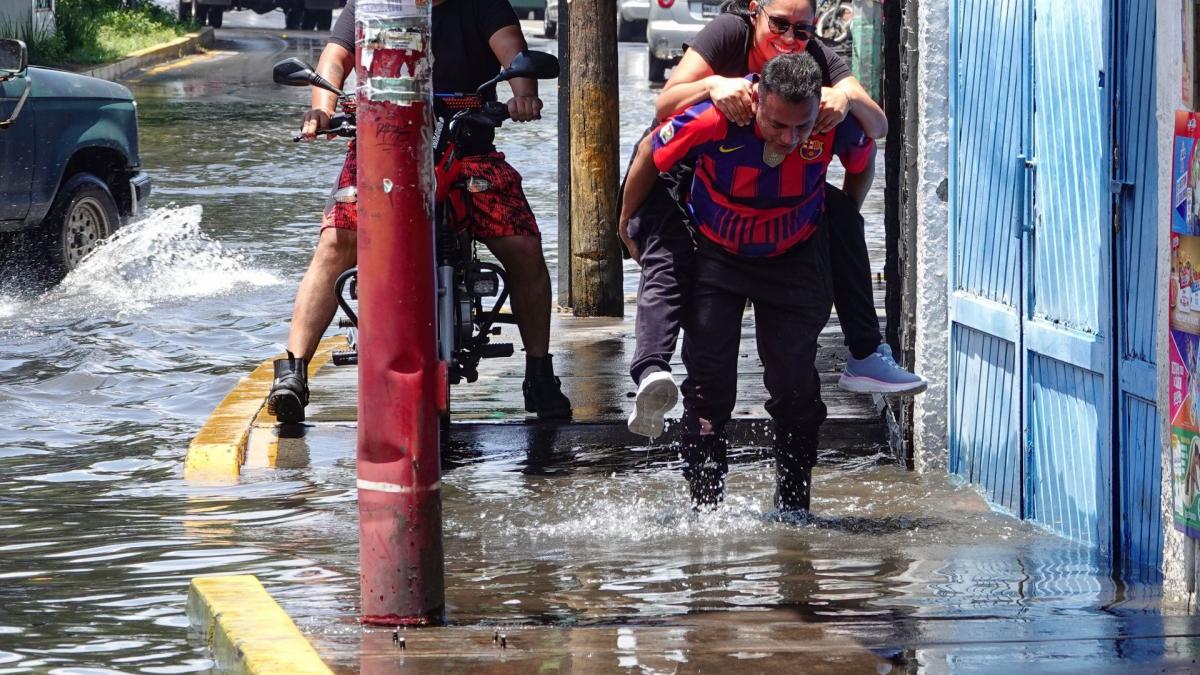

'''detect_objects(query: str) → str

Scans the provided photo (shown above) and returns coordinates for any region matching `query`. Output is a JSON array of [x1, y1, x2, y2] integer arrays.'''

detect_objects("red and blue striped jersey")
[[650, 100, 874, 258]]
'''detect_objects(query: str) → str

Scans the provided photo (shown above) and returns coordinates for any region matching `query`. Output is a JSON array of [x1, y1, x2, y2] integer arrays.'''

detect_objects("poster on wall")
[[1171, 111, 1200, 536]]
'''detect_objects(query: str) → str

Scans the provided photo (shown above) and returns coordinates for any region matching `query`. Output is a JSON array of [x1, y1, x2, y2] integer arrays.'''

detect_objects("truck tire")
[[312, 9, 333, 30], [301, 9, 318, 30], [194, 3, 209, 24], [285, 8, 303, 29], [178, 0, 193, 22], [43, 173, 120, 279], [207, 8, 224, 28], [648, 49, 668, 85]]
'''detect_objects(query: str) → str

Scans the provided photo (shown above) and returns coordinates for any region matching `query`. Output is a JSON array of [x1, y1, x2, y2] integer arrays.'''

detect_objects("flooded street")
[[0, 21, 1182, 674]]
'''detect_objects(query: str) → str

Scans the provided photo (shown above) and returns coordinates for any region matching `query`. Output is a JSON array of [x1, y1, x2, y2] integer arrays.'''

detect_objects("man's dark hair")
[[759, 52, 822, 103]]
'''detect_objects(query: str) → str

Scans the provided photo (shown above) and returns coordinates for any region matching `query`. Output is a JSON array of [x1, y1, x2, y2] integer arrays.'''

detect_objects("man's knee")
[[315, 228, 357, 268]]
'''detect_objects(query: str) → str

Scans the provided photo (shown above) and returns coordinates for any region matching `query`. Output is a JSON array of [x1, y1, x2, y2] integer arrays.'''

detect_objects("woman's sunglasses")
[[760, 13, 816, 41]]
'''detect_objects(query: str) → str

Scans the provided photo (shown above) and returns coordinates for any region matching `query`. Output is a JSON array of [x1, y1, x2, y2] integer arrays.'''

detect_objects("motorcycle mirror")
[[476, 50, 559, 95], [273, 57, 345, 97]]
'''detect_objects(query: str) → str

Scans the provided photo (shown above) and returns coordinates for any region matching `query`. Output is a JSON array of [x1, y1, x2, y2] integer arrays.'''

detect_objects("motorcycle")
[[272, 50, 560, 389]]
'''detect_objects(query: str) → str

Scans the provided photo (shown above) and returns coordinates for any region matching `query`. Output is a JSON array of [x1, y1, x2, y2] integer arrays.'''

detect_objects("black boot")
[[267, 351, 309, 424], [774, 426, 819, 513], [523, 354, 572, 420], [679, 434, 728, 510]]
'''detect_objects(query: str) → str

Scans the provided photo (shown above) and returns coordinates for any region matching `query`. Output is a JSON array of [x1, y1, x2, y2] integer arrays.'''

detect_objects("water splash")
[[40, 205, 282, 319]]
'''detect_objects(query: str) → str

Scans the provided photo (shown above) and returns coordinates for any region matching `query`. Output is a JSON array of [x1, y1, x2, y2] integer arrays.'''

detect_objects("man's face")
[[755, 90, 819, 156]]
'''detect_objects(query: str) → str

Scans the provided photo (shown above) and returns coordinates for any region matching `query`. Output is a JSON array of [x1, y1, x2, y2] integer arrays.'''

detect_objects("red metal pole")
[[354, 0, 445, 625]]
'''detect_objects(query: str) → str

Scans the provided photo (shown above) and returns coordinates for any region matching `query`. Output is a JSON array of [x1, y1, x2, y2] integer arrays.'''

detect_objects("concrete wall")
[[910, 0, 950, 473], [1159, 0, 1192, 609]]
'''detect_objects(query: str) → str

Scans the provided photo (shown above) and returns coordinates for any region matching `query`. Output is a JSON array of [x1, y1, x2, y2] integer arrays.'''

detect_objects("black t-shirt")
[[686, 12, 850, 86], [330, 0, 518, 98]]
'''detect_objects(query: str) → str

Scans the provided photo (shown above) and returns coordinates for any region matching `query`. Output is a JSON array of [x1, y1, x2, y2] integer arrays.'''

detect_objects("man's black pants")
[[679, 234, 833, 447], [629, 180, 880, 383]]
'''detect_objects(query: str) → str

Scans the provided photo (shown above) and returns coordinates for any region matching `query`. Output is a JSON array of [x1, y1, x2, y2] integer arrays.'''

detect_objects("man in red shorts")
[[268, 0, 571, 423]]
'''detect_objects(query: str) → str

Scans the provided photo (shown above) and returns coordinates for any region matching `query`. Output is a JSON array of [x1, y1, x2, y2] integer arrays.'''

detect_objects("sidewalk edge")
[[187, 575, 333, 675], [79, 27, 216, 82]]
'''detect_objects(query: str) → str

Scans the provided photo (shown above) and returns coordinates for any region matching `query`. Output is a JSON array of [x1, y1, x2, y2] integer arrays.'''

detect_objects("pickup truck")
[[0, 39, 151, 281], [178, 0, 345, 30]]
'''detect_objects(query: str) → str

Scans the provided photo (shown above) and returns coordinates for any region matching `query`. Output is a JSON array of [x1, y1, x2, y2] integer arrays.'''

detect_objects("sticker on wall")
[[1171, 111, 1200, 536]]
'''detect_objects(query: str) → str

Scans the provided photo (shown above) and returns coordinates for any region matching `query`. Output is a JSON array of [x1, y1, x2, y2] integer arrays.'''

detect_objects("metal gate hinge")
[[1110, 178, 1134, 194]]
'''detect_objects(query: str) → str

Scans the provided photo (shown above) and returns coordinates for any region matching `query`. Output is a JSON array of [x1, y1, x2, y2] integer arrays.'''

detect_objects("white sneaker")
[[627, 370, 679, 438]]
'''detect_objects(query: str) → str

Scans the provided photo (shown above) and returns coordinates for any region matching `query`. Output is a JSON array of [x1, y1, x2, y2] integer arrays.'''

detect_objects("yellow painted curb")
[[184, 336, 347, 481], [187, 575, 332, 675]]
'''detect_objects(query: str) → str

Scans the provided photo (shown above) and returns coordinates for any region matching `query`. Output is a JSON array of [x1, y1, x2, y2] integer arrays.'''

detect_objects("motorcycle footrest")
[[332, 350, 358, 366], [477, 343, 514, 359]]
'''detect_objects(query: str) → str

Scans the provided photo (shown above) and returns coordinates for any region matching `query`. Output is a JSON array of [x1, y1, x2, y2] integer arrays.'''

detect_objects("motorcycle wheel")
[[648, 48, 668, 85], [207, 8, 223, 28], [178, 0, 192, 22], [816, 1, 852, 44], [301, 9, 318, 30]]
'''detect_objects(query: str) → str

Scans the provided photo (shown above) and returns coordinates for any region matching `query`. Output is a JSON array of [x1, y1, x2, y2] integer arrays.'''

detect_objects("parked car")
[[176, 0, 344, 31], [0, 39, 151, 281], [646, 0, 718, 84], [543, 0, 649, 42]]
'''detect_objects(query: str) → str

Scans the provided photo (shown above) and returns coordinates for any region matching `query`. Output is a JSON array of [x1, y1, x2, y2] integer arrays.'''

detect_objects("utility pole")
[[567, 0, 623, 317], [556, 0, 572, 309], [354, 0, 445, 625]]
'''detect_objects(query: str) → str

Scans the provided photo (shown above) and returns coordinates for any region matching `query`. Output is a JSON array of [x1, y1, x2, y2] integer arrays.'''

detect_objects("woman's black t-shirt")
[[686, 12, 851, 86], [329, 0, 519, 97]]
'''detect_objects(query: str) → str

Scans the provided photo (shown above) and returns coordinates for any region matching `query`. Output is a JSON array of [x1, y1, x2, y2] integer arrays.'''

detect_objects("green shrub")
[[18, 0, 188, 68]]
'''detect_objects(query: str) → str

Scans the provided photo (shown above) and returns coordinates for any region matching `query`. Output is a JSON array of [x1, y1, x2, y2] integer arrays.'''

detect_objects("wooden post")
[[567, 0, 623, 317], [557, 0, 572, 309]]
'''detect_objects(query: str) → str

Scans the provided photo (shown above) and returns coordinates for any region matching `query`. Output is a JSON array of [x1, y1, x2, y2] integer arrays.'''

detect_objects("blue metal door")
[[950, 0, 1122, 553], [1114, 0, 1162, 580], [1023, 0, 1113, 550], [947, 0, 1028, 514]]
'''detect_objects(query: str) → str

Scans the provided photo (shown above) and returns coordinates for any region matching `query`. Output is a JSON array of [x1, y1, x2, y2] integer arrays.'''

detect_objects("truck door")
[[0, 74, 33, 222]]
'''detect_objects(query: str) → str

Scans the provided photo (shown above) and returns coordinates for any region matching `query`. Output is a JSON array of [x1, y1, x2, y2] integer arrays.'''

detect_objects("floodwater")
[[0, 19, 1177, 675]]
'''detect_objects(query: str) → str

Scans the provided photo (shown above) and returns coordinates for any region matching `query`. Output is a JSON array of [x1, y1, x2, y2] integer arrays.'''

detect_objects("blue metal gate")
[[1114, 0, 1162, 580], [949, 0, 1159, 564]]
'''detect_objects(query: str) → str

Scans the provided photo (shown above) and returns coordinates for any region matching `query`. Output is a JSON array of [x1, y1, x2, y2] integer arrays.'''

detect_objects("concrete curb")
[[78, 27, 216, 82], [184, 335, 346, 482], [187, 575, 333, 675]]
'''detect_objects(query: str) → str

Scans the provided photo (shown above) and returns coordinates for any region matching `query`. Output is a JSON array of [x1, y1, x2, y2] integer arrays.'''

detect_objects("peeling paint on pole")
[[355, 0, 445, 626]]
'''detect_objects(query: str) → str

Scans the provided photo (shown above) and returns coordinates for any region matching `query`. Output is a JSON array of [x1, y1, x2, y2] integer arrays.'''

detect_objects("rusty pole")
[[355, 0, 445, 625]]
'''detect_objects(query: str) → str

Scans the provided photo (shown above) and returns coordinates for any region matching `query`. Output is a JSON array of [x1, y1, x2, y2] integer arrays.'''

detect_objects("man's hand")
[[815, 87, 850, 134], [507, 94, 543, 122], [618, 216, 641, 264], [708, 76, 755, 127], [300, 108, 333, 140]]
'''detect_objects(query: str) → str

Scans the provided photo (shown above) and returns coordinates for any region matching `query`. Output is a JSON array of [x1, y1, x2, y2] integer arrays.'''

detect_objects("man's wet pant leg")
[[678, 237, 832, 508], [825, 184, 883, 360]]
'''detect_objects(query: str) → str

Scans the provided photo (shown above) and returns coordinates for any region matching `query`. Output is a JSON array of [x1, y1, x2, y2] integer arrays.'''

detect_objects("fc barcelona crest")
[[658, 124, 675, 144], [799, 138, 824, 161]]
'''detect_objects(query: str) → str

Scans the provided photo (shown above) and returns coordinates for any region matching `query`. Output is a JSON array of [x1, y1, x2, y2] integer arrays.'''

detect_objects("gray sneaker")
[[627, 370, 678, 438], [839, 344, 928, 395]]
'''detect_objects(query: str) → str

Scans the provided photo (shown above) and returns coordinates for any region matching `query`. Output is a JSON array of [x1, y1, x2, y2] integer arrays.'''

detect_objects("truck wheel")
[[178, 0, 193, 22], [301, 9, 318, 30], [207, 8, 223, 28], [313, 9, 332, 30], [43, 173, 120, 279], [285, 8, 303, 29]]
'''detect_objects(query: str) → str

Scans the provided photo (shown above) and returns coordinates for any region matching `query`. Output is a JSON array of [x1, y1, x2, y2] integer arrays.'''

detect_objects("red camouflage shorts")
[[321, 140, 540, 239]]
